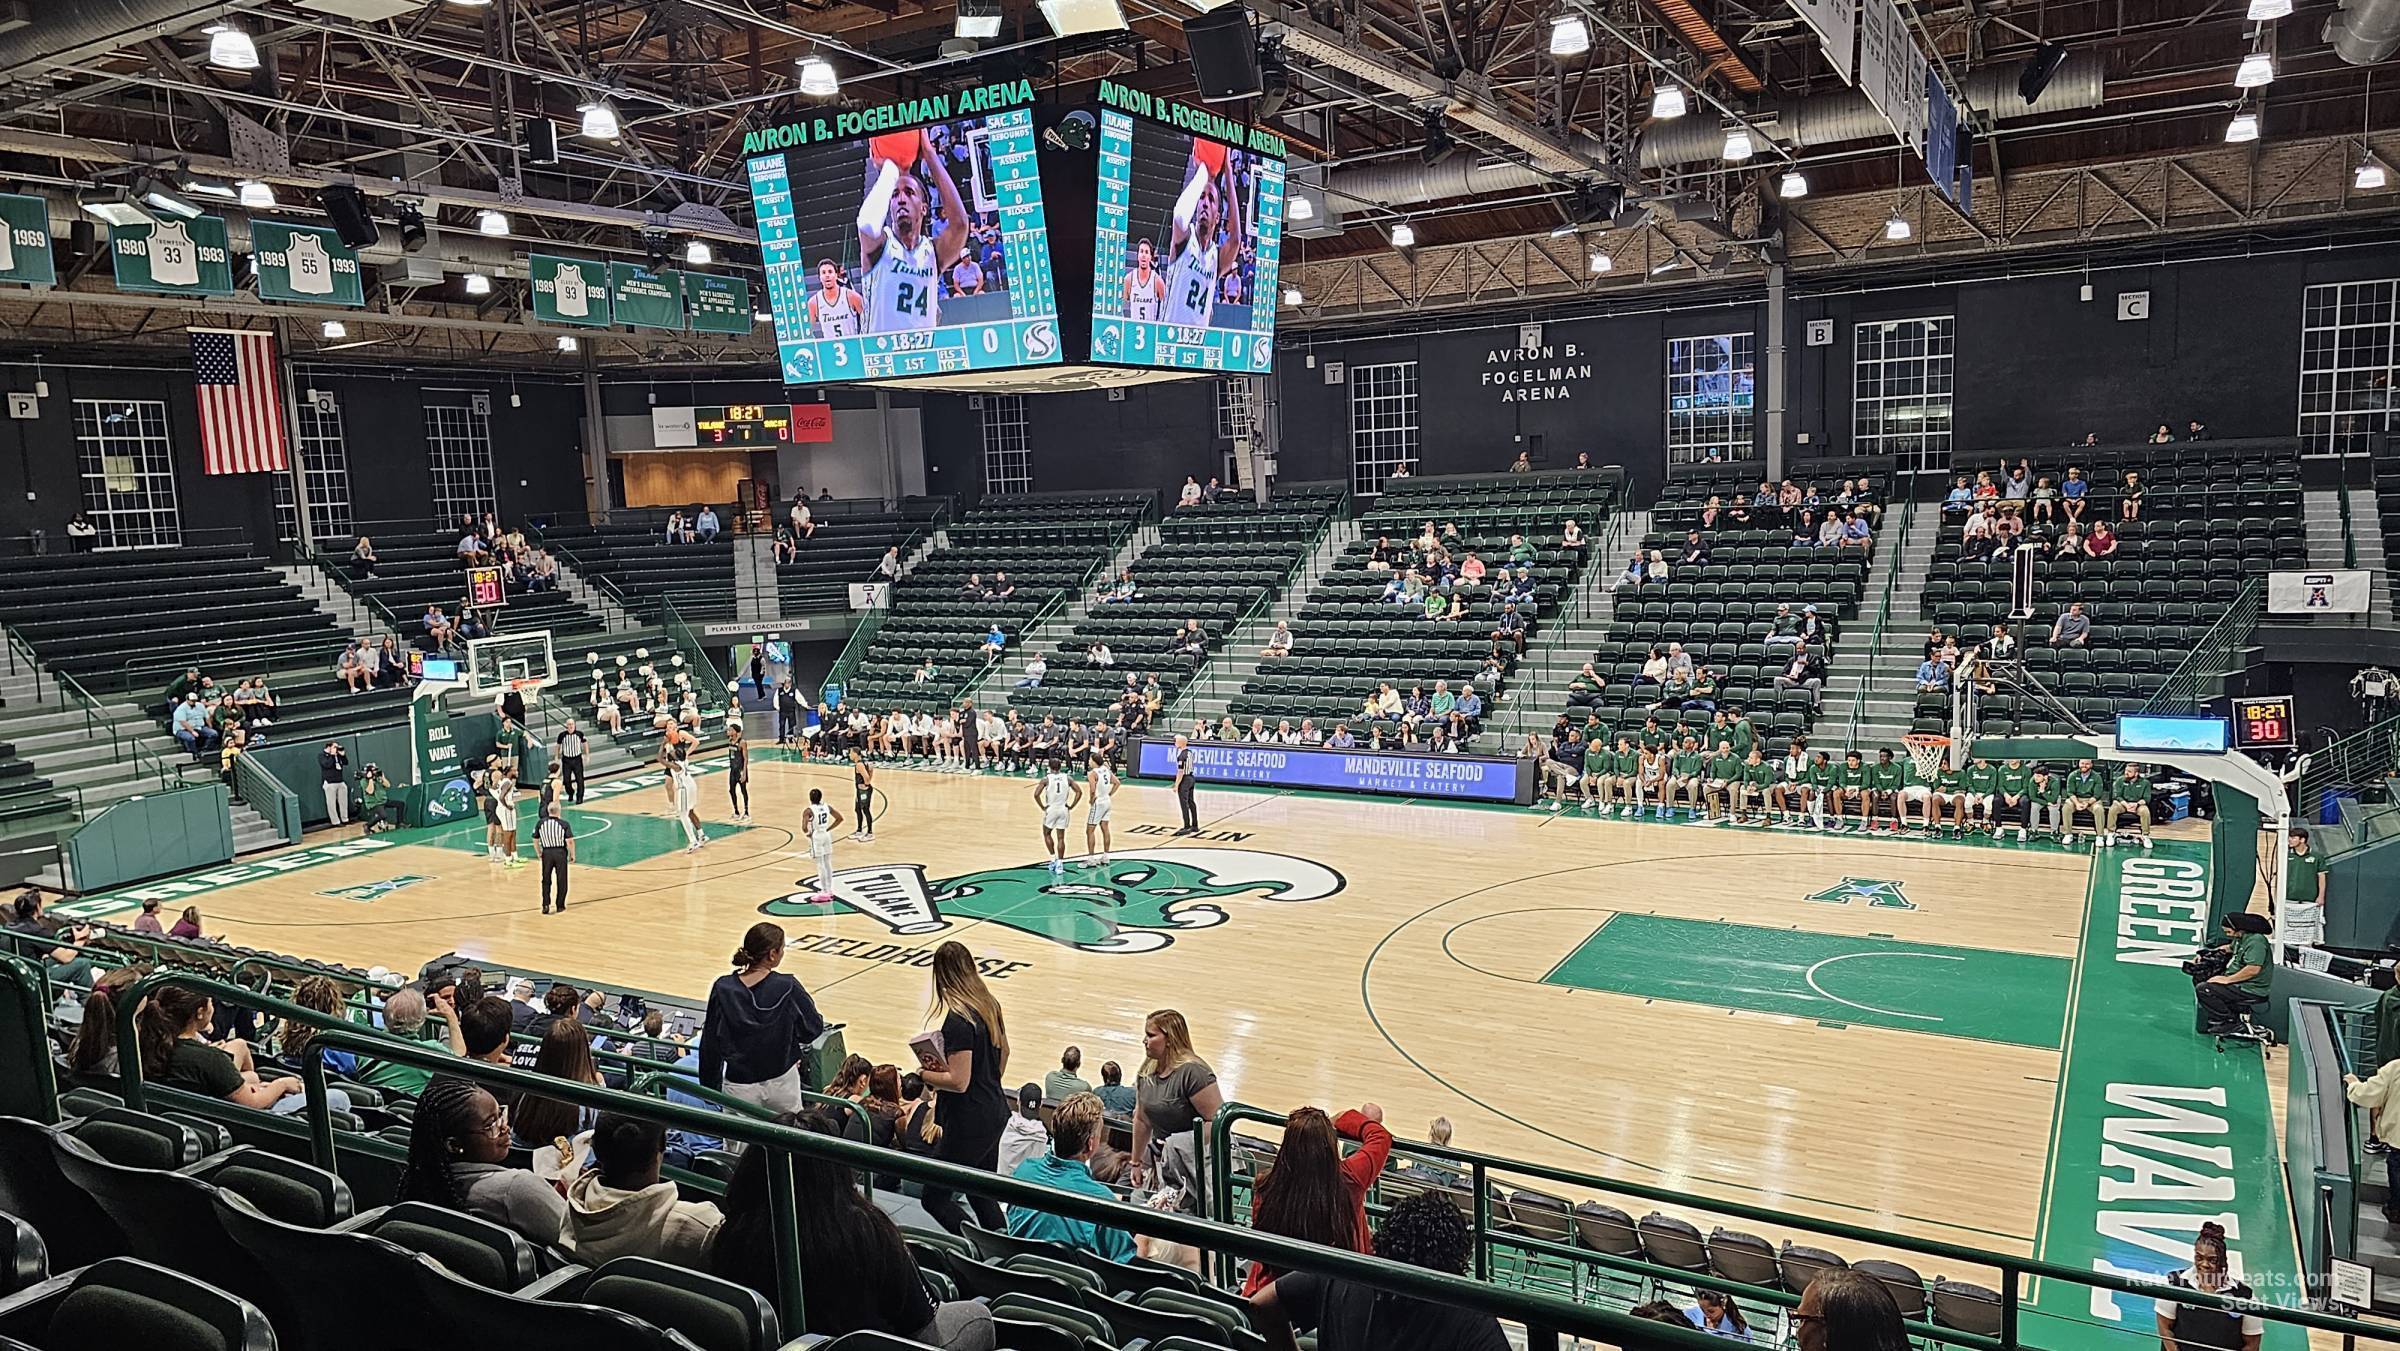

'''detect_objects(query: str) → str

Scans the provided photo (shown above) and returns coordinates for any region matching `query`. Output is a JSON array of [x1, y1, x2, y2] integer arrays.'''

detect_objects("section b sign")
[[2268, 569, 2371, 615]]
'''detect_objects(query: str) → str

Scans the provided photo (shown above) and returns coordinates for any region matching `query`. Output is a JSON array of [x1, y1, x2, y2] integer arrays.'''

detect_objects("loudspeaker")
[[319, 184, 380, 248], [526, 117, 559, 165], [2017, 43, 2069, 105], [1183, 5, 1261, 103]]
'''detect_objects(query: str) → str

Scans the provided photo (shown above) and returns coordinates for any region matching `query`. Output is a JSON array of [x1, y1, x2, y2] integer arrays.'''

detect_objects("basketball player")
[[857, 128, 969, 334], [1163, 143, 1244, 326], [1122, 238, 1167, 320], [1083, 754, 1115, 866], [725, 720, 751, 824], [848, 748, 876, 843], [803, 787, 846, 899], [493, 765, 523, 869], [1034, 757, 1082, 874], [805, 260, 865, 338], [665, 732, 705, 853]]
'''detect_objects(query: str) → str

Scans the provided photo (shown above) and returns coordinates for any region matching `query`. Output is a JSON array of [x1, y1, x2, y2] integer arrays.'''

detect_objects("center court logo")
[[757, 848, 1344, 954]]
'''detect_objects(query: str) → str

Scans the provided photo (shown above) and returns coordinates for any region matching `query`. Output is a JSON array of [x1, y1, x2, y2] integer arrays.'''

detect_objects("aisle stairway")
[[1165, 518, 1359, 731], [957, 522, 1161, 712], [1810, 513, 1936, 754], [2306, 487, 2397, 621], [1491, 511, 1646, 741]]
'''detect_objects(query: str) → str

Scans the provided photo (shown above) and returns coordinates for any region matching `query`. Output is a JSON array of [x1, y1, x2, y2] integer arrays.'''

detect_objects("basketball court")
[[50, 742, 2302, 1341]]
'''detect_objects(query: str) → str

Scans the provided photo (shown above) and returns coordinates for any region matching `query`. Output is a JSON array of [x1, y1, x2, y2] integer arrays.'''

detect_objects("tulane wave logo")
[[757, 849, 1345, 954]]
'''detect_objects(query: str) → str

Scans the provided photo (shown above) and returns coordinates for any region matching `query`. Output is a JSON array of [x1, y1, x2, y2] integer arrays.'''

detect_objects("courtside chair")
[[1570, 1199, 1649, 1302], [1776, 1241, 1848, 1297], [1703, 1228, 1779, 1290], [1853, 1258, 1929, 1323], [543, 1257, 783, 1351], [0, 1215, 42, 1300], [1930, 1277, 2004, 1336], [0, 1257, 273, 1351], [1635, 1212, 1711, 1274]]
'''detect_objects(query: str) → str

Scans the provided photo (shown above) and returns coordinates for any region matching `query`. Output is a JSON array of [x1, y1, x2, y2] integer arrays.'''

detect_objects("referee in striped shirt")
[[536, 802, 576, 914]]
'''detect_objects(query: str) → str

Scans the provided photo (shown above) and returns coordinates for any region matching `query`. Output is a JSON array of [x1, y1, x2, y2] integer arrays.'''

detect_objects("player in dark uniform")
[[725, 720, 751, 824], [849, 748, 877, 842]]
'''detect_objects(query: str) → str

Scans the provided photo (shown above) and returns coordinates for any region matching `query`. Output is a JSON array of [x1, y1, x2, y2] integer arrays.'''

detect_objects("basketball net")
[[1902, 734, 1950, 781]]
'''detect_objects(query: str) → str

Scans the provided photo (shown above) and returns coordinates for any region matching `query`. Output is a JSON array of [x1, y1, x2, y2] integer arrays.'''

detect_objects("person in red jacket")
[[1240, 1103, 1392, 1296]]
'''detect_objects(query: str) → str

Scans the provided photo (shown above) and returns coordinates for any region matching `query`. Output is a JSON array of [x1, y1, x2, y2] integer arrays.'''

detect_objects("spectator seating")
[[321, 531, 603, 644], [1574, 464, 1885, 753], [1004, 507, 1332, 726], [1913, 439, 2304, 735], [540, 503, 932, 623], [557, 627, 733, 756], [1648, 455, 1889, 535], [1167, 483, 1347, 520], [1228, 471, 1616, 736], [0, 746, 70, 830], [842, 494, 1152, 714], [0, 548, 341, 697]]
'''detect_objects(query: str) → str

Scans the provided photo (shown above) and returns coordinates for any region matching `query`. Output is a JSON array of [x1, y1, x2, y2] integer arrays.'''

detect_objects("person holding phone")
[[913, 941, 1010, 1233]]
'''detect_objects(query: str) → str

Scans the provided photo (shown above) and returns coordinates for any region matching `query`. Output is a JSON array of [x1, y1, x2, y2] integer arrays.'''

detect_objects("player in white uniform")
[[1163, 147, 1242, 326], [856, 128, 968, 335], [803, 787, 846, 899], [1033, 759, 1082, 874], [1083, 756, 1116, 867], [805, 260, 865, 338], [1122, 238, 1167, 320]]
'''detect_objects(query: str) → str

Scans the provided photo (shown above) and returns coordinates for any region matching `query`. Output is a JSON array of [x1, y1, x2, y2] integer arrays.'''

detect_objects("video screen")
[[749, 107, 1061, 383], [1090, 108, 1284, 373]]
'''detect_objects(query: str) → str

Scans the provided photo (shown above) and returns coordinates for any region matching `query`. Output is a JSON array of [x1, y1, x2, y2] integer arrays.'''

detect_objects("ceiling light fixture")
[[2246, 0, 2291, 18], [78, 187, 153, 229], [1778, 169, 1809, 199], [1288, 195, 1316, 221], [320, 320, 347, 339], [1390, 221, 1415, 248], [1549, 14, 1590, 56], [1884, 212, 1913, 241], [2234, 51, 2275, 89], [1035, 0, 1129, 36], [138, 179, 203, 221], [463, 272, 492, 295], [477, 209, 510, 237], [1721, 129, 1754, 162], [684, 239, 713, 266], [1651, 83, 1687, 120], [2357, 160, 2388, 190], [956, 0, 1002, 38], [2225, 111, 2260, 142], [236, 180, 274, 208], [206, 24, 259, 71], [796, 56, 840, 97], [1588, 251, 1612, 274], [577, 101, 620, 141], [1650, 255, 1685, 275], [1282, 285, 1303, 305], [557, 335, 580, 353]]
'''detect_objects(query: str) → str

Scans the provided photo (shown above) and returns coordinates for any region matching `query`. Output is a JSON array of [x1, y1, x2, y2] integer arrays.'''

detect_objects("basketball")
[[1190, 136, 1228, 176], [868, 130, 920, 170]]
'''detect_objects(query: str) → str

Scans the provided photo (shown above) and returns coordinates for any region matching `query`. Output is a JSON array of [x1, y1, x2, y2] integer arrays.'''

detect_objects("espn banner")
[[2267, 569, 2373, 615]]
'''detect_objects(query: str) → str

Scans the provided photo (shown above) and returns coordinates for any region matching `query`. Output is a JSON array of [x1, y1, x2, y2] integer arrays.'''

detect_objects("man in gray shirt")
[[1044, 1045, 1092, 1101], [555, 721, 588, 803]]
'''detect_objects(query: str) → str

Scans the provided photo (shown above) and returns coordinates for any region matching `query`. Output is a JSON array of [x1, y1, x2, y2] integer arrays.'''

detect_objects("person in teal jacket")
[[1005, 1092, 1136, 1262]]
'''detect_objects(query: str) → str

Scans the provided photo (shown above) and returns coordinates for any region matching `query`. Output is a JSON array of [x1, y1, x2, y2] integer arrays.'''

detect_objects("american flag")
[[190, 328, 289, 475]]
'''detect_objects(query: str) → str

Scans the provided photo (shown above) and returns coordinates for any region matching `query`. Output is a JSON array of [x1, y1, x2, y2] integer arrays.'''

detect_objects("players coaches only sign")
[[2268, 570, 2372, 614]]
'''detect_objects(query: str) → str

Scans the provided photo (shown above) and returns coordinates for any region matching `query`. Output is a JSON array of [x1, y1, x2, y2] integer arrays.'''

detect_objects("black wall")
[[0, 359, 594, 548], [916, 238, 2400, 505]]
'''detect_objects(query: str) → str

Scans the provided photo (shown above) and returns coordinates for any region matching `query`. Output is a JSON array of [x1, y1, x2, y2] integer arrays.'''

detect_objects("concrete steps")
[[1810, 515, 1938, 752], [552, 554, 641, 631], [278, 563, 387, 641], [1171, 518, 1360, 728], [963, 524, 1159, 711], [1491, 510, 1646, 738]]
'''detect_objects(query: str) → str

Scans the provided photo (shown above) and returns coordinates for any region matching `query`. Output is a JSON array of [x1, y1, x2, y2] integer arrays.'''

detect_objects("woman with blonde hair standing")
[[914, 940, 1010, 1233], [1131, 1008, 1222, 1211]]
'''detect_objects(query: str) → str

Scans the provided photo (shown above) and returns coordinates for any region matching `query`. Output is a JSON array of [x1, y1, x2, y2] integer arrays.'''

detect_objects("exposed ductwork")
[[2325, 0, 2400, 65], [0, 0, 257, 73], [1322, 156, 1550, 213], [1636, 51, 2107, 169]]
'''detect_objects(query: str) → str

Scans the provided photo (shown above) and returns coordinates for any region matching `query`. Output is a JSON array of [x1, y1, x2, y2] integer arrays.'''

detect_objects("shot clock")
[[465, 565, 508, 611], [2230, 696, 2296, 751]]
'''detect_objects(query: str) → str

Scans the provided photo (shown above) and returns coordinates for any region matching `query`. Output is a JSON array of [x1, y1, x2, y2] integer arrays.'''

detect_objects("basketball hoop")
[[1902, 733, 1951, 781]]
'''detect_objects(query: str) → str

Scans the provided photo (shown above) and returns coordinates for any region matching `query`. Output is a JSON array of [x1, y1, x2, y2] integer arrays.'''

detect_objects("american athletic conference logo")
[[757, 849, 1345, 954]]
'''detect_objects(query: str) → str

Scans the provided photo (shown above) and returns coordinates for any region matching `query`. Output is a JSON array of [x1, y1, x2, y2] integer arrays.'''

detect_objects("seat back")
[[0, 1118, 119, 1270], [1080, 1290, 1238, 1347], [986, 1291, 1110, 1343], [947, 1254, 1080, 1306], [1572, 1201, 1641, 1259], [1704, 1228, 1779, 1288], [1636, 1212, 1710, 1272], [48, 1135, 266, 1313], [410, 1250, 684, 1350], [213, 1190, 432, 1351], [576, 1258, 778, 1351], [0, 1212, 45, 1298], [1853, 1258, 1927, 1321], [8, 1257, 274, 1351], [1930, 1277, 2002, 1335], [363, 1202, 539, 1290], [1777, 1241, 1847, 1296], [1060, 1248, 1200, 1298]]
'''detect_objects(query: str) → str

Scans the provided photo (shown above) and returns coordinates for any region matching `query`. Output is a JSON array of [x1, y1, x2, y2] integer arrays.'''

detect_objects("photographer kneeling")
[[2189, 912, 2273, 1036]]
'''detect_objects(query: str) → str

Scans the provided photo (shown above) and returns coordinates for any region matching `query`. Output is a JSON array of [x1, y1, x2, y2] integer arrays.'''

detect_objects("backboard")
[[467, 630, 558, 696]]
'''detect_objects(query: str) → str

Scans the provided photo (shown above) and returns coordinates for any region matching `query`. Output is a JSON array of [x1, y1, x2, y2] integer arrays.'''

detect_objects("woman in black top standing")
[[914, 940, 1009, 1232], [850, 749, 876, 842], [726, 721, 751, 824], [699, 923, 826, 1114]]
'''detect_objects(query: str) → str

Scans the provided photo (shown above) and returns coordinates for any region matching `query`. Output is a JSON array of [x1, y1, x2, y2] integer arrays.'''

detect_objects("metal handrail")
[[1205, 1100, 2389, 1350], [2142, 576, 2265, 714], [1840, 491, 1918, 755], [1162, 493, 1350, 725], [102, 970, 1739, 1351], [3, 626, 181, 793], [229, 751, 302, 844], [2294, 712, 2400, 821]]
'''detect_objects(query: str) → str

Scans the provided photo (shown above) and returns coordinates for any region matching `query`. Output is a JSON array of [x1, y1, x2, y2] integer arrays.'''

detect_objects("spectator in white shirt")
[[1015, 655, 1048, 688], [1261, 622, 1293, 658], [1178, 476, 1203, 507], [1087, 642, 1113, 666]]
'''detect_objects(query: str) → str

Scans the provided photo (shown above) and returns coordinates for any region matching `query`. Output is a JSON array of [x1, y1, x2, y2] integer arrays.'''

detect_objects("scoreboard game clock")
[[465, 565, 508, 611], [695, 404, 793, 445], [2230, 695, 2296, 751]]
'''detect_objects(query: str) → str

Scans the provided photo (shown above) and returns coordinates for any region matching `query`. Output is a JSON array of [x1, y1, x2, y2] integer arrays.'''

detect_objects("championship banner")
[[684, 272, 754, 334], [252, 221, 364, 306], [0, 194, 58, 287], [608, 262, 685, 331], [1787, 0, 1857, 82], [1856, 0, 1929, 151], [528, 253, 613, 327], [113, 216, 235, 296], [2268, 570, 2373, 615]]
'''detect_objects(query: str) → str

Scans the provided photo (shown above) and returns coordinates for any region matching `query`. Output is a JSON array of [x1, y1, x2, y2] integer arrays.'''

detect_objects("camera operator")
[[356, 763, 400, 834], [2190, 912, 2273, 1036]]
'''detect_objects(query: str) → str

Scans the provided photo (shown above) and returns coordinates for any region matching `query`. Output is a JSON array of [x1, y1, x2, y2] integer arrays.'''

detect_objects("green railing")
[[2336, 471, 2360, 570], [2294, 711, 2400, 821], [94, 970, 1733, 1351], [2285, 1001, 2362, 1310], [2141, 576, 2265, 714], [1162, 492, 1352, 726], [2, 623, 182, 795], [659, 594, 723, 696], [1839, 490, 1919, 755], [1205, 1101, 2391, 1351], [1489, 482, 1636, 740], [229, 750, 302, 844]]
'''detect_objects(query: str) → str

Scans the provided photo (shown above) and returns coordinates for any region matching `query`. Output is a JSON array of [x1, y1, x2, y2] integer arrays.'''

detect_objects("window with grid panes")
[[2298, 280, 2396, 457], [273, 396, 355, 544], [1215, 378, 1254, 443], [981, 394, 1031, 495], [1852, 315, 1955, 475], [1349, 361, 1418, 495], [1664, 334, 1757, 464], [75, 399, 181, 549], [423, 399, 497, 522]]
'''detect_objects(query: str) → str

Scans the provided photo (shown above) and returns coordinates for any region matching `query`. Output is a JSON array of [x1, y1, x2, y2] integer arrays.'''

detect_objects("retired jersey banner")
[[252, 221, 364, 307], [608, 262, 685, 331], [0, 194, 57, 287], [113, 216, 235, 296], [685, 271, 753, 334], [529, 254, 612, 327], [2268, 569, 2373, 614]]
